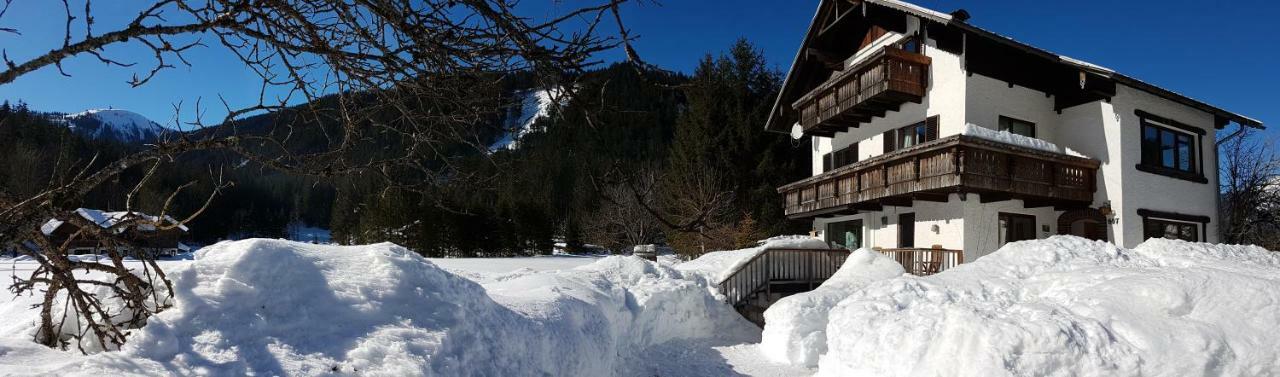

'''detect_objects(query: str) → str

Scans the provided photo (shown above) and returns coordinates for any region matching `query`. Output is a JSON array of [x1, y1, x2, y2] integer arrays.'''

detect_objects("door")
[[999, 213, 1037, 245], [898, 213, 915, 248], [826, 220, 863, 250]]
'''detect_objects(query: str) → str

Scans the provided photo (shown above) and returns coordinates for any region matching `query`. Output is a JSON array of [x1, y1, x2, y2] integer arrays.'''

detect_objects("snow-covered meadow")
[[1, 236, 1278, 376]]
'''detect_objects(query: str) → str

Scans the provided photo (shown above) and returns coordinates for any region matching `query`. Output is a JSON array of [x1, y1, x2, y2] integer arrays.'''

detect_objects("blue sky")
[[1, 0, 1275, 135]]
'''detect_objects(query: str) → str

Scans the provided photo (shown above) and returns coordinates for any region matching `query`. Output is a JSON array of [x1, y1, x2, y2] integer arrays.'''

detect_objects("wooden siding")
[[780, 135, 1101, 218]]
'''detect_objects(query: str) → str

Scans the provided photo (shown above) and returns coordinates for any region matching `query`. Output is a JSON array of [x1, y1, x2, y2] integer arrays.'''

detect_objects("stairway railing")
[[717, 248, 851, 307]]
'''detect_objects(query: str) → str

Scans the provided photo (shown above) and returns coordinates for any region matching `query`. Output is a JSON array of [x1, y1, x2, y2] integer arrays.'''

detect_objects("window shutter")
[[823, 153, 833, 172], [925, 116, 940, 142], [850, 143, 859, 164], [883, 130, 896, 153]]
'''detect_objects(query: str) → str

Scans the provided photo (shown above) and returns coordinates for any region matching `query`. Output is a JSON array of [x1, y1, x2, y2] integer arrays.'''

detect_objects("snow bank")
[[760, 249, 904, 367], [677, 236, 829, 283], [815, 236, 1280, 377], [35, 239, 753, 376]]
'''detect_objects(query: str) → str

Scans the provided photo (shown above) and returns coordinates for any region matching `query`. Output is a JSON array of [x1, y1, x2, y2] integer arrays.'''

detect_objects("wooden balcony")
[[792, 46, 930, 136], [779, 135, 1101, 218]]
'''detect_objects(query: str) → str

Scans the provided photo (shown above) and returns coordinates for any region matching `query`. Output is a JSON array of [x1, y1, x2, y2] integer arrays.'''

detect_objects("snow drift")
[[35, 239, 754, 376], [806, 236, 1280, 377], [759, 248, 904, 367]]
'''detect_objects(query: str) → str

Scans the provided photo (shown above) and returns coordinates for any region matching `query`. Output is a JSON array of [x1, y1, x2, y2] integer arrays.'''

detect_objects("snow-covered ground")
[[2, 236, 1278, 376], [0, 240, 779, 376]]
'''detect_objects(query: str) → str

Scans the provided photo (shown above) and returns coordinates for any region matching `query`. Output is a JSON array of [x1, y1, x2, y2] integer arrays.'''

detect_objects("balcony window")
[[822, 144, 858, 172], [999, 116, 1036, 138], [884, 116, 939, 153]]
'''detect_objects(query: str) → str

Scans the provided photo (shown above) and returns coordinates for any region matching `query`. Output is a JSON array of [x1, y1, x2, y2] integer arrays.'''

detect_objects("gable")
[[766, 0, 1261, 134]]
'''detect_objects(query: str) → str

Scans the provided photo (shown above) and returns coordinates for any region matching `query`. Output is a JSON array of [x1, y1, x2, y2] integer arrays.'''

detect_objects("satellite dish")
[[790, 122, 804, 140]]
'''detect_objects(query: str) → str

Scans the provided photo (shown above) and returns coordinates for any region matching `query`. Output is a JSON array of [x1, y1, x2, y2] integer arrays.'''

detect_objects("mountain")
[[62, 109, 168, 143], [488, 89, 565, 151]]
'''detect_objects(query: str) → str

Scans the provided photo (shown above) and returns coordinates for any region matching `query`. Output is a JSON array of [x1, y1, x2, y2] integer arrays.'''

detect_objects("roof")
[[869, 0, 1262, 128], [41, 208, 190, 236], [768, 0, 1262, 131]]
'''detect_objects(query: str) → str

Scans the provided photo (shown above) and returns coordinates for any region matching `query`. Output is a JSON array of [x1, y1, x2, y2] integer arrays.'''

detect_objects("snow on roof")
[[39, 219, 64, 236], [43, 208, 190, 235]]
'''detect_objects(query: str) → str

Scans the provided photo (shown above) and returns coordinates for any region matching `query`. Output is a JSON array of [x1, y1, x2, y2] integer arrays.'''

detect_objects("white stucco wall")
[[1107, 85, 1220, 246], [810, 16, 966, 176], [812, 197, 965, 251], [964, 74, 1061, 143], [960, 199, 1061, 262]]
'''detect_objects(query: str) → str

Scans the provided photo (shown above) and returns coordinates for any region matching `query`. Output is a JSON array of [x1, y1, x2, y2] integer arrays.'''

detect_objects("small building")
[[41, 208, 190, 257]]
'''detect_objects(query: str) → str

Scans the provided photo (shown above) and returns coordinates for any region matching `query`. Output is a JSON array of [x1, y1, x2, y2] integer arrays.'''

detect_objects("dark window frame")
[[884, 116, 939, 153], [822, 144, 859, 172], [893, 34, 923, 54], [1137, 209, 1209, 242], [998, 212, 1037, 245], [826, 219, 864, 250], [998, 115, 1036, 138], [1135, 110, 1207, 184]]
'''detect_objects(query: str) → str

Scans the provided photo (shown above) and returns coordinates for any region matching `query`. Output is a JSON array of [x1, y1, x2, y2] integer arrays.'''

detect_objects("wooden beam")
[[913, 193, 949, 202], [979, 193, 1011, 203], [1022, 199, 1055, 209], [880, 197, 913, 207]]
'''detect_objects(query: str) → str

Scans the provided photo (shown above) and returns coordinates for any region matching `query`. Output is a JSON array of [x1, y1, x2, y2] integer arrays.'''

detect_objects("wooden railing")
[[779, 135, 1101, 218], [717, 248, 851, 307], [876, 247, 963, 276], [792, 46, 930, 134]]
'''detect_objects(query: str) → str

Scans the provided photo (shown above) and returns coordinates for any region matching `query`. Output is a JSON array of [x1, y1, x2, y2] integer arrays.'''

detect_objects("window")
[[823, 144, 858, 172], [899, 122, 928, 149], [883, 116, 939, 153], [898, 213, 915, 248], [826, 220, 863, 250], [998, 116, 1035, 138], [1138, 209, 1208, 242], [1143, 218, 1198, 242], [998, 213, 1037, 245], [894, 35, 922, 53], [1136, 110, 1206, 183]]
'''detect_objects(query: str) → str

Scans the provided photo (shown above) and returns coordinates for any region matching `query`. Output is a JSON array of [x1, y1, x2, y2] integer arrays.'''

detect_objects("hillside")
[[61, 109, 168, 143]]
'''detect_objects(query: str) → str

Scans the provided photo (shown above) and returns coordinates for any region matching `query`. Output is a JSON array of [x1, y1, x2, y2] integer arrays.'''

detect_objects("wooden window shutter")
[[925, 116, 940, 142], [850, 143, 859, 164], [823, 153, 833, 172], [883, 130, 896, 153]]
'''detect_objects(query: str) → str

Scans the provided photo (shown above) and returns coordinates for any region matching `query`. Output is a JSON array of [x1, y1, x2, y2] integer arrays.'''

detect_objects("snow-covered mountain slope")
[[62, 109, 168, 143], [489, 89, 565, 151]]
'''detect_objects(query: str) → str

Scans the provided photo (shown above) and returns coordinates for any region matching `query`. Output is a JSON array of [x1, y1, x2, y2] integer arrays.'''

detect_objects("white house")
[[766, 0, 1263, 268]]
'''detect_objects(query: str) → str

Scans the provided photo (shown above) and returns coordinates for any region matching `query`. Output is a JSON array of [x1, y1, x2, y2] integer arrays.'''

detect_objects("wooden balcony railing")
[[792, 46, 930, 136], [717, 248, 851, 308], [875, 247, 963, 276], [779, 135, 1101, 218]]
